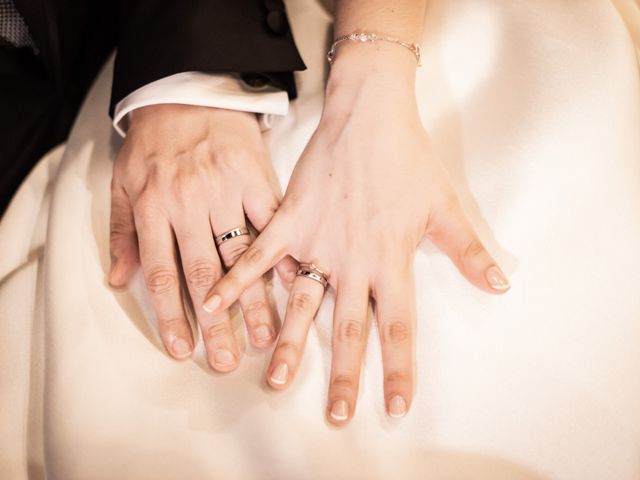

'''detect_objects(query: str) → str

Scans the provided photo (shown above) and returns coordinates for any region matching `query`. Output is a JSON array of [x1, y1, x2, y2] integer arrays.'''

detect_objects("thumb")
[[109, 181, 139, 287], [426, 196, 510, 294]]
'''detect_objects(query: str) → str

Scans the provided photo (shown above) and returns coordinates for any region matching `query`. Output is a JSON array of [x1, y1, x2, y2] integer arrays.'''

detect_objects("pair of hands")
[[109, 48, 510, 426]]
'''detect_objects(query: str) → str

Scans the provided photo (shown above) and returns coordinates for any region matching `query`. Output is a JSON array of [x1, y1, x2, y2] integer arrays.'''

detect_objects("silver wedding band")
[[215, 227, 250, 246], [296, 263, 329, 289]]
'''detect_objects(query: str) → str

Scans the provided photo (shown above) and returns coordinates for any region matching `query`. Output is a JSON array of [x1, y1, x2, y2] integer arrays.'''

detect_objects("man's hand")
[[108, 104, 295, 371]]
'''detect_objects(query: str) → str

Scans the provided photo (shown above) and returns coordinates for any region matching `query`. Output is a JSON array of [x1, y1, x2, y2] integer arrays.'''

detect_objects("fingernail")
[[213, 349, 236, 367], [270, 363, 289, 385], [108, 258, 120, 285], [330, 400, 349, 421], [170, 337, 192, 359], [486, 265, 510, 291], [388, 395, 407, 418], [109, 257, 118, 276], [203, 295, 221, 313], [253, 325, 274, 344]]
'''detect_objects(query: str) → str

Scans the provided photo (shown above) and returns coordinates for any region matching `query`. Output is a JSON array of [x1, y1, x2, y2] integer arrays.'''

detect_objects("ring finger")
[[326, 274, 369, 425], [267, 267, 327, 389], [211, 204, 277, 349], [373, 258, 416, 419]]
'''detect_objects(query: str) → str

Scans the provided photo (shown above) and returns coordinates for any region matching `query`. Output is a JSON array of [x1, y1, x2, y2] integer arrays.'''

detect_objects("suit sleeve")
[[109, 0, 306, 116]]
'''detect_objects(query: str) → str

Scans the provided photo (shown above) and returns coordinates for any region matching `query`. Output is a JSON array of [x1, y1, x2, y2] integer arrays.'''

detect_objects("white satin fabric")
[[1, 1, 640, 479]]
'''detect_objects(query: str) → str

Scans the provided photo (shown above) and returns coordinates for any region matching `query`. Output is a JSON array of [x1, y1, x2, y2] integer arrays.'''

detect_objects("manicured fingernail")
[[486, 265, 510, 291], [170, 337, 192, 359], [203, 295, 221, 313], [213, 349, 236, 367], [270, 363, 289, 385], [388, 395, 407, 418], [253, 325, 274, 344], [330, 400, 349, 421]]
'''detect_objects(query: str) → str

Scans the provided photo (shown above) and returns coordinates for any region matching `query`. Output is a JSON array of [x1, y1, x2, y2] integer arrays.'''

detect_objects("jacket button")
[[241, 73, 270, 89], [266, 10, 287, 34]]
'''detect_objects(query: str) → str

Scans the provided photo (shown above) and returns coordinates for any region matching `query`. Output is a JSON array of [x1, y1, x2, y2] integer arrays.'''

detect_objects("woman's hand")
[[203, 48, 510, 423], [108, 104, 296, 371]]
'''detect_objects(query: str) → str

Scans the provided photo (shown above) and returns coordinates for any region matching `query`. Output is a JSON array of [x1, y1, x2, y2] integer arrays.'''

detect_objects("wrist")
[[324, 46, 418, 118], [328, 40, 417, 80]]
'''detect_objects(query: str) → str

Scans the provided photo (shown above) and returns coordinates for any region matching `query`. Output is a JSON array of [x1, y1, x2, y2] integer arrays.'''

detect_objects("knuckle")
[[205, 321, 231, 340], [186, 261, 221, 292], [331, 374, 357, 390], [145, 266, 178, 294], [462, 238, 486, 263], [133, 190, 152, 212], [170, 175, 197, 205], [244, 300, 268, 321], [109, 217, 133, 237], [382, 320, 411, 344], [246, 300, 267, 312], [158, 316, 184, 331], [244, 246, 264, 266], [275, 341, 299, 359], [337, 320, 364, 343], [289, 292, 314, 313], [133, 178, 156, 203], [133, 188, 161, 218], [385, 371, 410, 385], [220, 239, 250, 267]]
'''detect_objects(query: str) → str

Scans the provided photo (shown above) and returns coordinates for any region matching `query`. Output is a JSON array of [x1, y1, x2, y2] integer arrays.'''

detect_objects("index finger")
[[203, 219, 287, 314]]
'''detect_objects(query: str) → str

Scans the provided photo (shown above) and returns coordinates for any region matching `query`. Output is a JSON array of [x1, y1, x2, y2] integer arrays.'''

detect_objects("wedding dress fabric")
[[1, 1, 640, 478]]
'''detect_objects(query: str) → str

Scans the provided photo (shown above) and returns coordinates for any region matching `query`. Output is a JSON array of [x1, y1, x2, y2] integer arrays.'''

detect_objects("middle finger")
[[326, 274, 369, 425], [212, 207, 277, 348]]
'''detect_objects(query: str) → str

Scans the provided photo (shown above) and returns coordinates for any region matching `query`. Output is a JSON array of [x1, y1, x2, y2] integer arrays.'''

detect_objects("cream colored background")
[[1, 0, 640, 478]]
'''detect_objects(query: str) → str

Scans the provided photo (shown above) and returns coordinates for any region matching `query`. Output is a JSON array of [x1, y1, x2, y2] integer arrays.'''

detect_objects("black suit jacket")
[[0, 0, 305, 215]]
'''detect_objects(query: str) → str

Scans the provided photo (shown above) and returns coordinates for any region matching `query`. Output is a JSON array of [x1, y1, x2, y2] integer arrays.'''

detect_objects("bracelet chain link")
[[327, 32, 421, 66]]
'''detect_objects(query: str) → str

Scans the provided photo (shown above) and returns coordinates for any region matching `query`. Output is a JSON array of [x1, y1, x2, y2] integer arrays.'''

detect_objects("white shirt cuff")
[[112, 72, 290, 136]]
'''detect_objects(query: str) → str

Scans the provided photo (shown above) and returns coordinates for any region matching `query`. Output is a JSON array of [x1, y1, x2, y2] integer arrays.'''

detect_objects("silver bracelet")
[[327, 32, 421, 66]]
